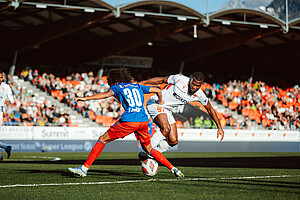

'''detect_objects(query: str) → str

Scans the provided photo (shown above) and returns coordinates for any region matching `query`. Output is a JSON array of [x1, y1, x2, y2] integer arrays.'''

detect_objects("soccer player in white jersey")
[[139, 72, 224, 155], [0, 71, 13, 159]]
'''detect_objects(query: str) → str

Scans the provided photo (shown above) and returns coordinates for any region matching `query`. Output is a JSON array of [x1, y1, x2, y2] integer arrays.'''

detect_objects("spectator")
[[182, 120, 190, 128], [194, 116, 203, 129], [189, 117, 194, 128], [203, 117, 212, 129]]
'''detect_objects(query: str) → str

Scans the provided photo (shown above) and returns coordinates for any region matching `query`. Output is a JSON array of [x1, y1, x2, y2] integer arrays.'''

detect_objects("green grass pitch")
[[0, 152, 299, 200]]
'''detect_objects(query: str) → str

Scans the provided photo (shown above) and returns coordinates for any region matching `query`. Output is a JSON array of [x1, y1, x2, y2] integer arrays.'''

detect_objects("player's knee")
[[160, 124, 171, 136], [168, 140, 178, 147], [99, 134, 111, 144], [142, 144, 151, 153]]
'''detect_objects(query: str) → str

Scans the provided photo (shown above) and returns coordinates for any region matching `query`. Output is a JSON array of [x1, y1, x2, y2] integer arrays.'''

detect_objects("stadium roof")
[[0, 0, 299, 84]]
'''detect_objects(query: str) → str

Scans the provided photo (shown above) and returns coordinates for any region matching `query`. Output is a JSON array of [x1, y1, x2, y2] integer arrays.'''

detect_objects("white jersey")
[[148, 74, 208, 110], [0, 82, 14, 112]]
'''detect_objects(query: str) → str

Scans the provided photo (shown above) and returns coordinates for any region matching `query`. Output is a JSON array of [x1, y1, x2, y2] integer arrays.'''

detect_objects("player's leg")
[[153, 112, 178, 153], [0, 114, 12, 159], [6, 145, 11, 159], [165, 122, 178, 144], [69, 121, 135, 177], [146, 104, 171, 149], [137, 123, 184, 178], [150, 113, 171, 149], [68, 132, 112, 177], [0, 142, 12, 159], [83, 132, 112, 169], [143, 145, 184, 178], [153, 113, 171, 137], [0, 142, 9, 150]]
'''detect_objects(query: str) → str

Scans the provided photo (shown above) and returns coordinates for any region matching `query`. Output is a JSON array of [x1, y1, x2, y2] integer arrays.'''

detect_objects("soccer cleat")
[[5, 146, 11, 159], [138, 151, 154, 161], [68, 166, 87, 177], [171, 167, 184, 178]]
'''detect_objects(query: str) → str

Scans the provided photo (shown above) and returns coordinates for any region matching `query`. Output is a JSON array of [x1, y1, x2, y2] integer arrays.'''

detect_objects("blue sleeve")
[[140, 85, 151, 94], [109, 85, 119, 97]]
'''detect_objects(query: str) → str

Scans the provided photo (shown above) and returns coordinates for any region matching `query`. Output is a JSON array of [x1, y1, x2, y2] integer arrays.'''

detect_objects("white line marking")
[[24, 156, 61, 161], [0, 175, 299, 188], [9, 156, 61, 162]]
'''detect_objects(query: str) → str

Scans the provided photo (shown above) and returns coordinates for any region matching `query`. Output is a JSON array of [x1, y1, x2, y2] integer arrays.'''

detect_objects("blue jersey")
[[110, 83, 151, 122]]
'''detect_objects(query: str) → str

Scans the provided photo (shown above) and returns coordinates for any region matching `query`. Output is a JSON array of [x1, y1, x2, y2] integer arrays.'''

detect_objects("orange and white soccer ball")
[[141, 159, 159, 176]]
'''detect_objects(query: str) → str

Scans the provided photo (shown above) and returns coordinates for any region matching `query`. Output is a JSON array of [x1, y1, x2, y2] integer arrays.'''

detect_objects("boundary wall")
[[0, 127, 299, 152]]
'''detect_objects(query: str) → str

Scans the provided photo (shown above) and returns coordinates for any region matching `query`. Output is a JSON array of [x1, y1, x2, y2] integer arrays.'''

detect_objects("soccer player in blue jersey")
[[68, 68, 184, 178]]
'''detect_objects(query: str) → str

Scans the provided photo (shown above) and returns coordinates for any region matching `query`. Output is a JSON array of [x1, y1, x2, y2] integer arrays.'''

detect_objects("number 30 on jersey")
[[124, 88, 142, 107]]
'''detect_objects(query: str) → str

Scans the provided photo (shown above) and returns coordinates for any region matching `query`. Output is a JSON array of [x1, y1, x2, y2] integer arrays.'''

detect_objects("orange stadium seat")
[[68, 124, 79, 127], [176, 120, 182, 129], [95, 115, 103, 124], [220, 118, 227, 127], [88, 110, 96, 121]]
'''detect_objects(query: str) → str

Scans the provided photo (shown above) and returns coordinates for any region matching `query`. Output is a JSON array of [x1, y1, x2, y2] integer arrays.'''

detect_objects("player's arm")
[[204, 100, 225, 142], [149, 87, 165, 105], [139, 76, 169, 85], [75, 90, 114, 102], [5, 86, 14, 105]]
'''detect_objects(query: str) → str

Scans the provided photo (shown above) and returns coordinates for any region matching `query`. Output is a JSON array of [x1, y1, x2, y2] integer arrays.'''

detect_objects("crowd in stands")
[[3, 77, 72, 126], [202, 80, 300, 130], [181, 116, 218, 129], [19, 69, 121, 127], [2, 68, 299, 130]]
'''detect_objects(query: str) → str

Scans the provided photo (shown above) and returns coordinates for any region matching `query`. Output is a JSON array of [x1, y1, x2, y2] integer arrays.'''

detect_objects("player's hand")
[[217, 128, 224, 142], [74, 97, 86, 102], [138, 81, 145, 85], [157, 99, 165, 105]]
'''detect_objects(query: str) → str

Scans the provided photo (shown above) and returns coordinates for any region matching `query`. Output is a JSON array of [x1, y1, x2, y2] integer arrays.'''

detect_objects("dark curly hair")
[[193, 71, 205, 81], [107, 67, 134, 86]]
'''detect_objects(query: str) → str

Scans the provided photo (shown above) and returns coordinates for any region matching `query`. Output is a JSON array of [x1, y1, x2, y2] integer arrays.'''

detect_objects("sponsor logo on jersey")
[[173, 92, 188, 104], [119, 83, 138, 88]]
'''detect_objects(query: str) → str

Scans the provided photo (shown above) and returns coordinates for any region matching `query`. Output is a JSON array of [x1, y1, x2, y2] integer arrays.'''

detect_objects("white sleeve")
[[6, 85, 14, 104], [167, 74, 181, 84]]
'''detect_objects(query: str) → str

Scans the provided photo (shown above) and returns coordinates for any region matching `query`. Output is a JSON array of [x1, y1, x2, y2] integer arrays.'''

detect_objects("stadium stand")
[[2, 68, 298, 130], [208, 80, 300, 130], [3, 73, 93, 127], [0, 0, 299, 131], [19, 69, 120, 127]]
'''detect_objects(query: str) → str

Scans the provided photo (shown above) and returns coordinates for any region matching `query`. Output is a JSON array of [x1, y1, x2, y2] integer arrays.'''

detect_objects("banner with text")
[[0, 126, 299, 142]]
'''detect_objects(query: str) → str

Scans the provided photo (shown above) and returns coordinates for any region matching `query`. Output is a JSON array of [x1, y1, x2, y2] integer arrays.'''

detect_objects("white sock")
[[150, 130, 165, 149], [0, 142, 7, 149], [154, 139, 171, 153], [82, 165, 89, 172]]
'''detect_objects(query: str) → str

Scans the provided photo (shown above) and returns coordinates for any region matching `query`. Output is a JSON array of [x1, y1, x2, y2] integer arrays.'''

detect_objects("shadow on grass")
[[174, 179, 300, 195], [5, 156, 300, 169], [19, 169, 142, 178]]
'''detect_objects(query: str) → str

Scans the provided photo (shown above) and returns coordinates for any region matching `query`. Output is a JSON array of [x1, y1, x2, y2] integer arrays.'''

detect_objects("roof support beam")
[[0, 12, 113, 56], [0, 3, 10, 12], [166, 28, 280, 63], [69, 20, 199, 63]]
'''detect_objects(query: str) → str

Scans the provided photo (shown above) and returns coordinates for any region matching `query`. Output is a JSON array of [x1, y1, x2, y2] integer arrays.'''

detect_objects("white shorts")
[[146, 100, 176, 124]]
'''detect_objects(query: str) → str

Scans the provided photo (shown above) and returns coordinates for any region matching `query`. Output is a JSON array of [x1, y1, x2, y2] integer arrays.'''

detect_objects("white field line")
[[23, 156, 61, 161], [0, 175, 299, 188], [8, 156, 61, 161]]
